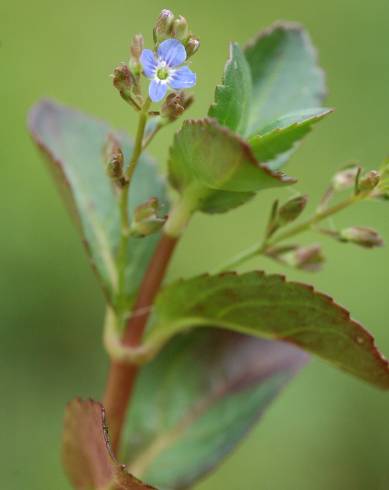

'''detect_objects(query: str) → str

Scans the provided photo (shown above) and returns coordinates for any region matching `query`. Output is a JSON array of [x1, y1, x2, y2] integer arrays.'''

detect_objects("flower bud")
[[104, 134, 127, 189], [277, 195, 308, 226], [283, 244, 325, 272], [153, 9, 174, 43], [332, 165, 360, 191], [112, 63, 133, 92], [161, 92, 194, 121], [172, 15, 189, 41], [358, 170, 380, 192], [130, 34, 144, 61], [339, 227, 384, 248], [185, 36, 200, 57], [112, 64, 140, 110], [130, 198, 166, 238]]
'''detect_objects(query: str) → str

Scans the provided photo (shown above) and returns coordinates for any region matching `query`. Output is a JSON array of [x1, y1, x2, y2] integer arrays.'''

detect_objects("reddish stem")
[[103, 233, 178, 454]]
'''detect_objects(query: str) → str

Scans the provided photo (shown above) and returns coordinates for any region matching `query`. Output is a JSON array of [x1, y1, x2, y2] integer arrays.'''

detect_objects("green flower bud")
[[277, 195, 308, 226], [130, 198, 166, 238], [185, 36, 200, 57], [358, 170, 380, 192], [153, 9, 174, 43], [172, 15, 189, 41], [339, 227, 384, 248]]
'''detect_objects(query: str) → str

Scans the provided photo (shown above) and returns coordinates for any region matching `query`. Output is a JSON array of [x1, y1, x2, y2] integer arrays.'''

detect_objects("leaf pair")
[[167, 23, 332, 216]]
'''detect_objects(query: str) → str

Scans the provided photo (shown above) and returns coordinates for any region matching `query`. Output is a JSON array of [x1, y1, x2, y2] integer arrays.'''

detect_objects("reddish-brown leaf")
[[62, 398, 156, 490]]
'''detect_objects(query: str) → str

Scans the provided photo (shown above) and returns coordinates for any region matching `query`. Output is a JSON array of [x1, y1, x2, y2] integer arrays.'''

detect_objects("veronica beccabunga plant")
[[28, 9, 389, 490]]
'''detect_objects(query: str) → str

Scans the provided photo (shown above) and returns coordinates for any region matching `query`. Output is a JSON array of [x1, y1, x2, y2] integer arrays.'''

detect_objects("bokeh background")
[[1, 0, 389, 488]]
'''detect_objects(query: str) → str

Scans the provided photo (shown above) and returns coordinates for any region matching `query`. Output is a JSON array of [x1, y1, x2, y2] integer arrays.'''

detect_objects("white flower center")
[[154, 59, 174, 83]]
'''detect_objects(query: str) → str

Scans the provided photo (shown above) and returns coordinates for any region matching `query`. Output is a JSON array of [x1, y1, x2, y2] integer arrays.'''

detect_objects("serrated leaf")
[[28, 100, 168, 307], [124, 330, 307, 489], [62, 398, 156, 490], [244, 22, 326, 136], [168, 119, 295, 214], [145, 272, 389, 389], [208, 43, 252, 135], [249, 108, 333, 170]]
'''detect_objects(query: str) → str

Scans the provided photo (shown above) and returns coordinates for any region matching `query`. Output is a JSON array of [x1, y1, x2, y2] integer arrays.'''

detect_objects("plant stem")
[[126, 98, 152, 182], [116, 98, 152, 313], [104, 106, 194, 453], [104, 232, 179, 455], [218, 192, 369, 272]]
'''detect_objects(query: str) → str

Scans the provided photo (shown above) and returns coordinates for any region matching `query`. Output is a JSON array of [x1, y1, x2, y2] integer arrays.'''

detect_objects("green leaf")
[[168, 119, 295, 214], [28, 99, 168, 306], [244, 22, 326, 136], [62, 398, 156, 490], [249, 108, 333, 170], [208, 43, 252, 135], [145, 272, 389, 389], [124, 330, 307, 489]]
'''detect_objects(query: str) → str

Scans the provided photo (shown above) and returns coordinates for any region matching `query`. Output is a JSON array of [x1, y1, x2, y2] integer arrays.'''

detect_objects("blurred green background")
[[1, 0, 389, 488]]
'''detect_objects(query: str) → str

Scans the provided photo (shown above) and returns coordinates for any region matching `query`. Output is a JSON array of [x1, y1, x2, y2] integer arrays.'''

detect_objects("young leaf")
[[208, 42, 252, 135], [124, 330, 307, 489], [244, 22, 326, 136], [249, 108, 333, 170], [28, 100, 168, 307], [62, 398, 156, 490], [168, 119, 295, 214], [145, 272, 389, 389]]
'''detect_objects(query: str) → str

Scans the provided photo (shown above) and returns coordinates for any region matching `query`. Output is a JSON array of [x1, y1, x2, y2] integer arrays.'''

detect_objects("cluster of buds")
[[256, 157, 389, 273], [317, 164, 384, 212], [129, 198, 166, 238], [113, 8, 199, 122], [328, 162, 386, 200], [112, 32, 147, 109], [103, 134, 128, 189], [153, 9, 200, 57]]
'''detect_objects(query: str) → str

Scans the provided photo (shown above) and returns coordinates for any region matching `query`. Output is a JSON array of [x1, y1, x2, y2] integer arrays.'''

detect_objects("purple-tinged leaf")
[[62, 398, 156, 490], [28, 99, 168, 308], [123, 330, 307, 489]]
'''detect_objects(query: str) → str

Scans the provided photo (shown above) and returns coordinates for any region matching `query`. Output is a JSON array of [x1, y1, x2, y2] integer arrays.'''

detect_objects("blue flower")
[[140, 39, 196, 102]]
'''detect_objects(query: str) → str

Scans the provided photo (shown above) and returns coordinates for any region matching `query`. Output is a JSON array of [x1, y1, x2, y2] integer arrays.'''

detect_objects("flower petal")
[[140, 49, 157, 78], [169, 66, 197, 89], [149, 80, 168, 102], [158, 39, 187, 67]]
